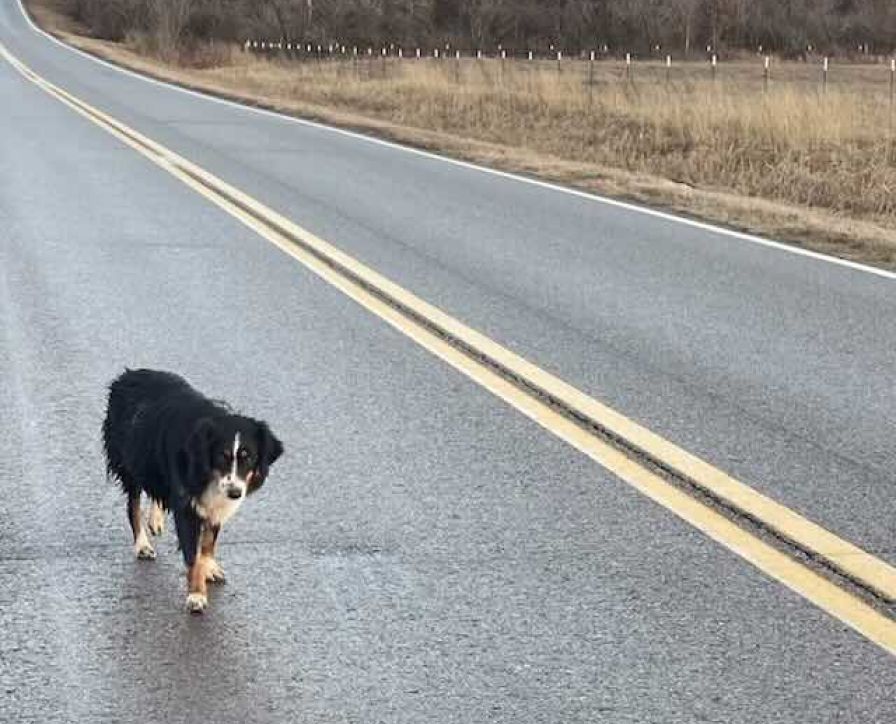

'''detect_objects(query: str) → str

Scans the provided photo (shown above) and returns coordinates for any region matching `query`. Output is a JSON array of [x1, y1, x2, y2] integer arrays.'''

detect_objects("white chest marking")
[[197, 492, 244, 526], [196, 433, 246, 526]]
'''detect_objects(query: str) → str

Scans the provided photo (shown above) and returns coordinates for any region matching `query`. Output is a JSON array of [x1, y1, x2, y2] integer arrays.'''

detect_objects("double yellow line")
[[5, 40, 895, 654]]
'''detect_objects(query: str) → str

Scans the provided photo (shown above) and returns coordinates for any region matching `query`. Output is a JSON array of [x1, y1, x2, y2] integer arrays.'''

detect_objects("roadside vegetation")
[[24, 0, 896, 267], [43, 0, 896, 59]]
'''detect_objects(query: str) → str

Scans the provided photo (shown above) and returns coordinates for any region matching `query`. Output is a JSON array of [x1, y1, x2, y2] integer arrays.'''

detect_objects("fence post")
[[589, 50, 595, 108], [890, 58, 895, 109], [822, 56, 828, 95], [889, 58, 895, 161], [711, 53, 717, 82], [665, 54, 671, 85], [625, 52, 631, 82], [557, 50, 562, 75], [763, 55, 770, 92], [455, 49, 460, 83]]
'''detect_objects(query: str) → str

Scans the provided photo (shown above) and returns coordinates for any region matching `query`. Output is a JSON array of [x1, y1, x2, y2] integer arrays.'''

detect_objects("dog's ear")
[[181, 418, 215, 492], [248, 420, 283, 494]]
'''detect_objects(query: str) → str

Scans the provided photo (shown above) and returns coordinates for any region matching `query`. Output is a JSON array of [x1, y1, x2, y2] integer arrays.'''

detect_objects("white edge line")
[[14, 0, 896, 282]]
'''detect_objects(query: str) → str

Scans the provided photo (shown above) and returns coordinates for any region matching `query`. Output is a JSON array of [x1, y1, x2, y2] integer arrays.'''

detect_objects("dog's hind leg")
[[128, 491, 156, 561], [147, 500, 166, 537]]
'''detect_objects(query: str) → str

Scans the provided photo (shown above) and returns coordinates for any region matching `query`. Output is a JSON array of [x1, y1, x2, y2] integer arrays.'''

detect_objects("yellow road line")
[[5, 41, 896, 654]]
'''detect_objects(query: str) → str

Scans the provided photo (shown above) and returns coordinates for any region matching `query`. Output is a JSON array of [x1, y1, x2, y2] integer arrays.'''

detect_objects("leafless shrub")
[[47, 1, 896, 57]]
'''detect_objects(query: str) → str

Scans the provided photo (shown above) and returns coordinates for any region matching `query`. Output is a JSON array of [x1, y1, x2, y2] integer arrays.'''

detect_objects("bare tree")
[[55, 0, 896, 58]]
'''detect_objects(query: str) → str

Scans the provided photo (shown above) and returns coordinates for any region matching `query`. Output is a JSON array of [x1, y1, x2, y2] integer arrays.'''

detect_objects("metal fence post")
[[589, 50, 595, 108], [890, 58, 895, 109], [889, 58, 895, 161]]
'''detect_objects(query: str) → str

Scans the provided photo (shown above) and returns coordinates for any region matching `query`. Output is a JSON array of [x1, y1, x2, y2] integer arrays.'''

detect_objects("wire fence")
[[243, 39, 896, 159], [244, 39, 896, 96]]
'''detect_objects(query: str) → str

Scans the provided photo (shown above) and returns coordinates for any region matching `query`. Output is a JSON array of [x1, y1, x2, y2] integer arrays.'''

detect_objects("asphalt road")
[[1, 2, 895, 722]]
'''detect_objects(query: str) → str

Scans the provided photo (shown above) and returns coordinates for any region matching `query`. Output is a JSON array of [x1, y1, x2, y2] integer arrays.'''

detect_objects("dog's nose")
[[225, 486, 243, 500]]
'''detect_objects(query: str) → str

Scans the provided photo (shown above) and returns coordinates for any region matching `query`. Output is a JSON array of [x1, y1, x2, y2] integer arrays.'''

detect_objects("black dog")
[[102, 369, 283, 613]]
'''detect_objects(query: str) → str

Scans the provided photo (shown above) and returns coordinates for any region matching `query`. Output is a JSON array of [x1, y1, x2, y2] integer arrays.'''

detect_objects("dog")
[[102, 368, 283, 613]]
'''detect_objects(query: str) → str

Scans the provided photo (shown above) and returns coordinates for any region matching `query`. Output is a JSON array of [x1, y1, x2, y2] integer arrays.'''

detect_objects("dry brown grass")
[[246, 57, 896, 220], [24, 0, 896, 268]]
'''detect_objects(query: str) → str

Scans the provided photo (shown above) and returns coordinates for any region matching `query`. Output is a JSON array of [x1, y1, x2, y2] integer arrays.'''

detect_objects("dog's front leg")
[[173, 506, 207, 613], [199, 523, 225, 584]]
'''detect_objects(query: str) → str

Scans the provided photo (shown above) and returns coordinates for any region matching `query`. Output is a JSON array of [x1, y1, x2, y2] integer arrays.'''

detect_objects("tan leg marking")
[[147, 501, 166, 536], [199, 525, 225, 584], [130, 495, 155, 560], [201, 557, 226, 584], [185, 556, 208, 614]]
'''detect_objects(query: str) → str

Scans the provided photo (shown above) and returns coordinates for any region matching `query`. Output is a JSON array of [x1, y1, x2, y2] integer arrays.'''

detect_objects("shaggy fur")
[[102, 368, 283, 613]]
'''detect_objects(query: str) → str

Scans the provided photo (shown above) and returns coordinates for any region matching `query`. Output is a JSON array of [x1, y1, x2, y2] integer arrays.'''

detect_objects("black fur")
[[102, 368, 283, 569]]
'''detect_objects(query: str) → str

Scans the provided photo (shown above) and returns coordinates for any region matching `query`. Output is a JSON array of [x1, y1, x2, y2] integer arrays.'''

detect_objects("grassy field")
[[238, 52, 896, 218], [24, 0, 896, 267]]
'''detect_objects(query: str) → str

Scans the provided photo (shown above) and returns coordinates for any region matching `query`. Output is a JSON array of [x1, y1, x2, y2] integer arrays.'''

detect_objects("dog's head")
[[184, 415, 284, 512]]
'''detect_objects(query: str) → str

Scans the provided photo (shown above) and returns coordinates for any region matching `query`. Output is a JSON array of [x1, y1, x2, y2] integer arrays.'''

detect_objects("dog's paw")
[[185, 593, 208, 614], [134, 543, 156, 560], [203, 559, 226, 585], [147, 506, 166, 536]]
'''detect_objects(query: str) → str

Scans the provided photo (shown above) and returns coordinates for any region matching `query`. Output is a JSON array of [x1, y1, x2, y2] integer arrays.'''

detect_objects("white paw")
[[135, 543, 156, 560], [185, 593, 208, 614], [204, 559, 226, 584]]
